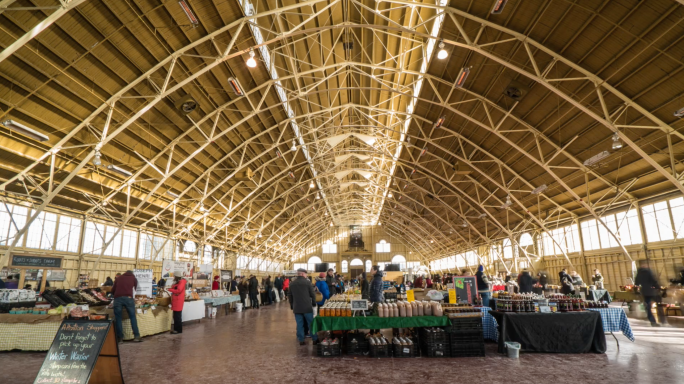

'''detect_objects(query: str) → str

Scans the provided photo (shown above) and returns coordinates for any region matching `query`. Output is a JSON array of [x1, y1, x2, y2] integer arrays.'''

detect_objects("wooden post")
[[18, 269, 26, 290], [40, 269, 48, 293]]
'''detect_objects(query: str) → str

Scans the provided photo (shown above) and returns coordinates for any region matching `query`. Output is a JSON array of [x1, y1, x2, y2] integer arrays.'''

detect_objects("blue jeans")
[[113, 297, 140, 340], [480, 291, 491, 308], [295, 313, 317, 342]]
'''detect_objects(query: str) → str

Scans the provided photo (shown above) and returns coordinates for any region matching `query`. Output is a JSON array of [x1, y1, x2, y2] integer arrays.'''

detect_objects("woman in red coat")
[[283, 277, 290, 301], [168, 271, 187, 334], [212, 275, 220, 290]]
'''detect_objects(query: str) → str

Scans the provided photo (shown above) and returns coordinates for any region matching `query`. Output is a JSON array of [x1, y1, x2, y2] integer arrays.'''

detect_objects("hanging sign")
[[10, 254, 63, 269], [448, 289, 457, 304], [133, 269, 153, 297], [161, 260, 194, 279], [33, 319, 124, 384], [406, 289, 415, 302]]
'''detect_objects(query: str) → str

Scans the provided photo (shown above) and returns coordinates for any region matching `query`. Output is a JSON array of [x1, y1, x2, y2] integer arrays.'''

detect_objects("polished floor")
[[2, 303, 683, 384]]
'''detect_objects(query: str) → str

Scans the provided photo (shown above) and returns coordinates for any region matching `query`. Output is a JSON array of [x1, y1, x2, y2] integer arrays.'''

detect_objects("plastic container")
[[505, 342, 520, 358], [235, 303, 243, 312]]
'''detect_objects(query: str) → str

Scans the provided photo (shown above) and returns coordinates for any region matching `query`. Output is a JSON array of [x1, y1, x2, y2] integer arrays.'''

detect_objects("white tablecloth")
[[180, 300, 205, 322]]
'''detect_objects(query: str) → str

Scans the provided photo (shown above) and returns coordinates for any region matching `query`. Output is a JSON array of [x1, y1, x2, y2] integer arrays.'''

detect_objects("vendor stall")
[[0, 314, 62, 351], [202, 295, 240, 317], [587, 289, 612, 303], [587, 307, 634, 350], [490, 311, 607, 354], [312, 314, 449, 333]]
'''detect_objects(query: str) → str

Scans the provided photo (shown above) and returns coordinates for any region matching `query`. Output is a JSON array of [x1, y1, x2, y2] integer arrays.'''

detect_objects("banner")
[[161, 260, 194, 279], [134, 269, 154, 297]]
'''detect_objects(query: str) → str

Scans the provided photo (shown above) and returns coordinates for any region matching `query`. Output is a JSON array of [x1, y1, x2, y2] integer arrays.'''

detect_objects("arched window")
[[376, 239, 390, 253], [391, 255, 406, 271], [341, 260, 348, 273], [183, 241, 196, 253], [307, 256, 322, 272], [203, 245, 212, 264], [350, 258, 363, 266], [365, 260, 372, 272], [520, 233, 533, 247]]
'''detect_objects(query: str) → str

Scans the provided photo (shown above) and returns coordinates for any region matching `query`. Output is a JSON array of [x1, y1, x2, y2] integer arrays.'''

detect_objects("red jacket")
[[212, 280, 220, 290], [283, 278, 290, 290], [168, 279, 187, 311], [111, 271, 138, 298]]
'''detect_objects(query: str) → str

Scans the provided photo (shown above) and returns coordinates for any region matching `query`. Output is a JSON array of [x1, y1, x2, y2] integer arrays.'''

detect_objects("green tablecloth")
[[311, 315, 449, 333]]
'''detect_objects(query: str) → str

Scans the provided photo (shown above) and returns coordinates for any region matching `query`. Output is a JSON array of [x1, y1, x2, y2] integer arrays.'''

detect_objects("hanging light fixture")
[[246, 49, 257, 68], [1, 120, 49, 142], [455, 67, 470, 88], [491, 0, 508, 14], [93, 150, 102, 166], [611, 132, 623, 150], [501, 195, 512, 209], [309, 181, 315, 188], [291, 139, 297, 152], [461, 220, 468, 228], [330, 222, 333, 227], [388, 192, 393, 198], [437, 41, 448, 60], [316, 193, 320, 199]]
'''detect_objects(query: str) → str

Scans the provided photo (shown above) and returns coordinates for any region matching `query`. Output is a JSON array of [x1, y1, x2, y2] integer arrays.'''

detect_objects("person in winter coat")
[[360, 272, 370, 300], [559, 269, 575, 295], [248, 275, 260, 309], [288, 269, 318, 345], [592, 269, 604, 289], [537, 272, 548, 290], [230, 278, 239, 293], [111, 270, 141, 343], [518, 270, 535, 293], [238, 279, 249, 309], [167, 271, 187, 334], [635, 261, 664, 326], [274, 275, 284, 300], [265, 276, 274, 305], [413, 275, 424, 289], [283, 277, 290, 301], [103, 277, 114, 287], [475, 265, 492, 307], [326, 269, 336, 296], [212, 275, 220, 290], [426, 276, 433, 288], [315, 272, 330, 307], [369, 265, 384, 303], [570, 271, 584, 287]]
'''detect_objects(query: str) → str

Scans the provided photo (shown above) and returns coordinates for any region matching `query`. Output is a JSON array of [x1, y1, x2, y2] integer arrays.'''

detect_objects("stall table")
[[613, 291, 641, 303], [587, 289, 612, 303], [181, 300, 205, 322], [97, 306, 173, 341], [202, 295, 240, 317], [490, 311, 606, 354], [311, 315, 449, 333], [0, 314, 62, 351], [587, 307, 634, 350]]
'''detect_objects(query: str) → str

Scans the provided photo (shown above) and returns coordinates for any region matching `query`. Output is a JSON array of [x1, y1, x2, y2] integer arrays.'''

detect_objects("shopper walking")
[[360, 271, 369, 300], [238, 278, 249, 309], [475, 265, 492, 307], [249, 275, 260, 309], [518, 269, 535, 294], [283, 276, 290, 301], [326, 269, 336, 296], [111, 270, 142, 343], [168, 271, 187, 334], [288, 268, 319, 345], [274, 275, 284, 301], [315, 272, 330, 308], [266, 276, 274, 305], [635, 261, 664, 326], [369, 265, 384, 303]]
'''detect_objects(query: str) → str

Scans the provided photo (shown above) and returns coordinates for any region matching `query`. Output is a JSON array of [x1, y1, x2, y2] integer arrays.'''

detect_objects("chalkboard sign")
[[453, 277, 478, 304], [351, 299, 368, 310], [11, 254, 63, 269], [34, 319, 124, 384]]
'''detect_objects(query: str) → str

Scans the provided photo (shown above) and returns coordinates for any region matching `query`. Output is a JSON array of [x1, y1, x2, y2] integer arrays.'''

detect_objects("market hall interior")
[[1, 302, 684, 384], [3, 0, 684, 382]]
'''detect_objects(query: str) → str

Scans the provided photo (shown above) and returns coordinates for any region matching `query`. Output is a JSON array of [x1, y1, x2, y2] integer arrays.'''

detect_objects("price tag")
[[136, 309, 142, 314], [406, 290, 415, 302], [539, 306, 551, 313], [143, 310, 148, 315], [403, 348, 410, 354], [151, 306, 156, 310], [448, 289, 456, 304]]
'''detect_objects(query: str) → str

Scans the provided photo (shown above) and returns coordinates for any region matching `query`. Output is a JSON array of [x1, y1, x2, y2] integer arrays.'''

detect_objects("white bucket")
[[505, 342, 520, 358], [235, 303, 243, 312]]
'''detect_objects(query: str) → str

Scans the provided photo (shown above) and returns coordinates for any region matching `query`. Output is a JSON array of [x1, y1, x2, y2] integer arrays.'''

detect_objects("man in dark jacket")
[[288, 268, 318, 345], [360, 271, 370, 300], [635, 261, 663, 326], [325, 269, 336, 297], [274, 275, 284, 300], [475, 265, 491, 307], [537, 272, 548, 290], [369, 265, 384, 303], [111, 270, 142, 343], [265, 276, 274, 305], [518, 270, 535, 293], [248, 275, 259, 309]]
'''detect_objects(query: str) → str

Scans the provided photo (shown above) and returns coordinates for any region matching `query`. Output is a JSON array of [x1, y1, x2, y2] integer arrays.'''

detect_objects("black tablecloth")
[[586, 289, 612, 303], [490, 311, 606, 354]]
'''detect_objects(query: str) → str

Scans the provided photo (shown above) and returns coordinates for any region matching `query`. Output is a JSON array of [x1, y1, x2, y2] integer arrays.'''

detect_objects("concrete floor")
[[2, 303, 683, 384]]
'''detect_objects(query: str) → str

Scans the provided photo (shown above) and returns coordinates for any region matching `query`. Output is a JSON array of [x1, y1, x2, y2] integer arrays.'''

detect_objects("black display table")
[[490, 311, 606, 354]]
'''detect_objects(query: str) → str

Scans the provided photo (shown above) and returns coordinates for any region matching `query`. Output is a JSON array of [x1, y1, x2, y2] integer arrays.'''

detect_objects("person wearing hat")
[[288, 268, 319, 345], [325, 268, 336, 297], [168, 271, 187, 334], [315, 272, 330, 308], [212, 275, 220, 290]]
